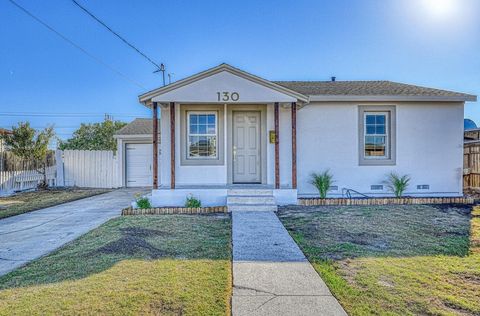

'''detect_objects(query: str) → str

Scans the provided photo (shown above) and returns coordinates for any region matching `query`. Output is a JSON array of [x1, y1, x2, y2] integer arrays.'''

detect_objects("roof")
[[0, 128, 12, 135], [138, 63, 476, 103], [138, 63, 309, 105], [274, 80, 477, 102], [114, 119, 159, 136]]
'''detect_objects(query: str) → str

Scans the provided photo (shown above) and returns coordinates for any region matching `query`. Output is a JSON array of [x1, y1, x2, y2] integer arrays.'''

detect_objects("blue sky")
[[1, 0, 479, 143]]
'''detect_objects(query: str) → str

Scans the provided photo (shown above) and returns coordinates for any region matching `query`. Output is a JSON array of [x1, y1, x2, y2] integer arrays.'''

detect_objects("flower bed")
[[122, 206, 227, 215], [298, 196, 474, 206]]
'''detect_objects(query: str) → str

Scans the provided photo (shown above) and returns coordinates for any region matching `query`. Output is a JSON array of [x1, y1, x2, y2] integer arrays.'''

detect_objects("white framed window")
[[364, 112, 388, 159], [358, 106, 396, 165], [187, 111, 218, 159]]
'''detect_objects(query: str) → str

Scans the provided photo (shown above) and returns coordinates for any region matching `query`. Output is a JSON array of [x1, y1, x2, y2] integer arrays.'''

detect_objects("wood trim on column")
[[152, 102, 158, 189], [274, 102, 280, 189], [291, 102, 297, 189], [170, 102, 176, 189]]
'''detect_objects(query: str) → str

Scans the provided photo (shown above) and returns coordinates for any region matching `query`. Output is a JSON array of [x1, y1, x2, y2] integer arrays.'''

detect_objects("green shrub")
[[185, 195, 201, 208], [135, 195, 152, 209], [384, 172, 410, 197], [310, 170, 334, 199]]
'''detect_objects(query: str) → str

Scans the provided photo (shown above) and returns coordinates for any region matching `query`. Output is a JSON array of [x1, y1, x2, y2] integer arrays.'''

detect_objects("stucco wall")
[[159, 101, 464, 197], [297, 101, 464, 197]]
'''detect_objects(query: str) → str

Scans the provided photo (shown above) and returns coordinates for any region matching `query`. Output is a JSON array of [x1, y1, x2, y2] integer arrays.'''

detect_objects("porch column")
[[291, 102, 297, 189], [274, 102, 280, 189], [152, 102, 158, 189], [170, 102, 176, 189]]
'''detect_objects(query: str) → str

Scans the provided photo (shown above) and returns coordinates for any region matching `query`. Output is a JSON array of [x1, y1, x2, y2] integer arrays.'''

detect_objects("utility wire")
[[71, 0, 164, 72], [0, 112, 148, 118], [7, 0, 146, 89]]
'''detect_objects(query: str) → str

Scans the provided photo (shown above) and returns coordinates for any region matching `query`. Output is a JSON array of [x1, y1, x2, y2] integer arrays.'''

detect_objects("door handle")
[[233, 146, 237, 161]]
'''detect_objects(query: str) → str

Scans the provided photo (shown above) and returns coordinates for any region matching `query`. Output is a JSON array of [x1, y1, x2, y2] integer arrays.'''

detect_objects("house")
[[118, 63, 476, 207]]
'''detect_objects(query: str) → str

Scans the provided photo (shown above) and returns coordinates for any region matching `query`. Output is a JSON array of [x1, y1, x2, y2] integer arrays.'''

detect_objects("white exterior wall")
[[159, 103, 294, 187], [297, 101, 464, 197]]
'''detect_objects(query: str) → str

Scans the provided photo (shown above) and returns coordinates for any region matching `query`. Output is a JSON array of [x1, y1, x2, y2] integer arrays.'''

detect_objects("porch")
[[139, 64, 308, 207]]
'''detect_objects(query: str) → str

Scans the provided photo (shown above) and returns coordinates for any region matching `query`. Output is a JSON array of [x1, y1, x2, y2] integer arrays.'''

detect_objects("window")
[[187, 112, 217, 159], [358, 106, 396, 165], [364, 112, 388, 158]]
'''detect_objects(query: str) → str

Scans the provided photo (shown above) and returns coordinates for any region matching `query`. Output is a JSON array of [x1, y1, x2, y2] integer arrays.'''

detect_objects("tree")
[[58, 120, 127, 151], [0, 122, 55, 188]]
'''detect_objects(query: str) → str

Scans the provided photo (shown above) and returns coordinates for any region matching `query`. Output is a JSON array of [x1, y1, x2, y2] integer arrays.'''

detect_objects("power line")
[[7, 0, 146, 89], [0, 111, 148, 118], [71, 0, 164, 73]]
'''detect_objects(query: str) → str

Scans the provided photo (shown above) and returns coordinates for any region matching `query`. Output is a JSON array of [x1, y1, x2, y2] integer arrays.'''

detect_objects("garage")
[[125, 143, 153, 187]]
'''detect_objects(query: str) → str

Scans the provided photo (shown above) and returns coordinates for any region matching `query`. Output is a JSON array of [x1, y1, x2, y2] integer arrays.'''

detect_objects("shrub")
[[310, 170, 334, 199], [384, 172, 410, 197], [185, 195, 201, 208], [135, 195, 152, 209]]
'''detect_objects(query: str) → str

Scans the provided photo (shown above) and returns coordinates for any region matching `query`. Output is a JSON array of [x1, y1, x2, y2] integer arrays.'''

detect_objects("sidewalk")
[[0, 188, 145, 276], [232, 211, 347, 316]]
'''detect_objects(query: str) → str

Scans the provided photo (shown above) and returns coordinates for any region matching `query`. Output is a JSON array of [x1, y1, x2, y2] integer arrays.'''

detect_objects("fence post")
[[55, 150, 64, 187]]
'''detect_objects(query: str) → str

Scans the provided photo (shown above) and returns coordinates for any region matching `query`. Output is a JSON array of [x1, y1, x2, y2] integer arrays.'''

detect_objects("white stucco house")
[[115, 63, 476, 208]]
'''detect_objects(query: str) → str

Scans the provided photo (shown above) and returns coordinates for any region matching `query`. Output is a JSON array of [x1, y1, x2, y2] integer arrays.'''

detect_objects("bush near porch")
[[278, 204, 480, 315], [0, 214, 231, 315]]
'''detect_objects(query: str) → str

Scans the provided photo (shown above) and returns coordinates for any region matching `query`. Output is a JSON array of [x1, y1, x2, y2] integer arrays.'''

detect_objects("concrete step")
[[227, 189, 273, 196], [227, 204, 278, 212], [227, 195, 276, 205]]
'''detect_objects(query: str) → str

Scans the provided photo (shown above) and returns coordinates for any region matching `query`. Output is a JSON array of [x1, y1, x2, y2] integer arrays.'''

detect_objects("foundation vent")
[[417, 184, 430, 190], [371, 185, 383, 190]]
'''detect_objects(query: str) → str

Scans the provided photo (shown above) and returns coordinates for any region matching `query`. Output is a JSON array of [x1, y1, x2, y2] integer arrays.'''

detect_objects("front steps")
[[227, 189, 278, 212]]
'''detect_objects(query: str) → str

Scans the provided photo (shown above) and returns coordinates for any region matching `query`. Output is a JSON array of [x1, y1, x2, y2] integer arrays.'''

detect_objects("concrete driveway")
[[0, 188, 146, 276]]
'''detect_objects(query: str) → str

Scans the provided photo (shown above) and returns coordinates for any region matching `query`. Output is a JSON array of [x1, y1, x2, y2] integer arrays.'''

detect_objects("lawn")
[[0, 187, 111, 219], [278, 204, 480, 316], [0, 214, 232, 315]]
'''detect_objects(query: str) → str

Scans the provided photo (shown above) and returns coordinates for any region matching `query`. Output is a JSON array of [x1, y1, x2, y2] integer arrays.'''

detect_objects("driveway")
[[0, 188, 146, 276]]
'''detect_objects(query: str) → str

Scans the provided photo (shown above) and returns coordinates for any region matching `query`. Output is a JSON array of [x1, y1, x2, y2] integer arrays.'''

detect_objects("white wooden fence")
[[0, 167, 56, 194], [58, 150, 119, 188]]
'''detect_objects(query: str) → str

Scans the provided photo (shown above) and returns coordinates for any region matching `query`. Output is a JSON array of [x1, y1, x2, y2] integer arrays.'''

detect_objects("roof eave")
[[138, 63, 309, 104], [308, 95, 477, 102]]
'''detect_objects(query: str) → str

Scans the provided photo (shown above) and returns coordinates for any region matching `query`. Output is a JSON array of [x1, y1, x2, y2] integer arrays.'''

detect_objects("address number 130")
[[217, 91, 240, 102]]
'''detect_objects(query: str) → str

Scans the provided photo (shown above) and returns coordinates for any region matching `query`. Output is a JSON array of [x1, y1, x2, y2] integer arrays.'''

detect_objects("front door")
[[233, 111, 261, 183]]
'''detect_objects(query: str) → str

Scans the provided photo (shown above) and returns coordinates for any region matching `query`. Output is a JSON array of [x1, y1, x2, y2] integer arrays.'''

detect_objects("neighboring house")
[[114, 118, 159, 187], [119, 63, 476, 206]]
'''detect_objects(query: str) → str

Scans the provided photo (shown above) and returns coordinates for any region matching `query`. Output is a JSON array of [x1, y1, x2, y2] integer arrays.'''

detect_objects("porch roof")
[[138, 63, 309, 106]]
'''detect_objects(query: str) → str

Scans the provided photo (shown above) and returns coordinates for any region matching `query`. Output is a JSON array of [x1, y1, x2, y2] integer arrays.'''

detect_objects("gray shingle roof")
[[115, 118, 159, 135], [273, 80, 476, 101]]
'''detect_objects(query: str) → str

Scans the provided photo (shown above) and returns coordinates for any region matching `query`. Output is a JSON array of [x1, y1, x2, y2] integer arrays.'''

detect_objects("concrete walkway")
[[0, 188, 145, 276], [232, 211, 347, 316]]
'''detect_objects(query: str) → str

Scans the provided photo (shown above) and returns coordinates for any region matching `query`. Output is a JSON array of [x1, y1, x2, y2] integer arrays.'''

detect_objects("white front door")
[[233, 111, 261, 183], [126, 143, 153, 187]]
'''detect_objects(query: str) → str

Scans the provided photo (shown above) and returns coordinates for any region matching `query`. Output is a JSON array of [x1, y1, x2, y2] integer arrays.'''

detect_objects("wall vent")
[[329, 186, 339, 191], [371, 185, 383, 190], [417, 184, 430, 190]]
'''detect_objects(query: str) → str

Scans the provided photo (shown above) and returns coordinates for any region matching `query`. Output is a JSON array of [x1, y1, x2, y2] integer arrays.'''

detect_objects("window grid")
[[364, 112, 388, 159], [187, 112, 218, 159]]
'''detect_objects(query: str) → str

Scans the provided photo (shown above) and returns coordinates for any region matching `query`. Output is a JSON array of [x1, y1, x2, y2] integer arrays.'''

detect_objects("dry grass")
[[0, 188, 110, 219], [279, 204, 480, 315], [0, 215, 232, 315]]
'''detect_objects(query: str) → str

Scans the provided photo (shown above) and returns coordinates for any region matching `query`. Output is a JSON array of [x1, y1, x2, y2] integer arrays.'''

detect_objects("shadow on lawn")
[[0, 214, 232, 290], [278, 204, 473, 261]]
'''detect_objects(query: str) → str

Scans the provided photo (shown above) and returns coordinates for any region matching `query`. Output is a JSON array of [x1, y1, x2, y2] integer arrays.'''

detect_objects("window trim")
[[358, 105, 396, 166], [180, 104, 225, 166], [186, 111, 218, 160]]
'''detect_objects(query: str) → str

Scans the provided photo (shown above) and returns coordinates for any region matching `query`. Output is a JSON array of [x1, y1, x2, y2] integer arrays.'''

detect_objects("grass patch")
[[0, 188, 111, 219], [0, 214, 232, 315], [278, 204, 480, 315]]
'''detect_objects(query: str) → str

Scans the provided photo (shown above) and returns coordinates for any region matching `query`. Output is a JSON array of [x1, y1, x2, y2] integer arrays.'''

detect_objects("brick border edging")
[[298, 197, 475, 206], [121, 206, 228, 215]]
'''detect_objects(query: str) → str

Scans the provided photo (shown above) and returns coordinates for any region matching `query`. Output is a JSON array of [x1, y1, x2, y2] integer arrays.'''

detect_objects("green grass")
[[0, 214, 232, 315], [0, 188, 111, 219], [278, 204, 480, 315]]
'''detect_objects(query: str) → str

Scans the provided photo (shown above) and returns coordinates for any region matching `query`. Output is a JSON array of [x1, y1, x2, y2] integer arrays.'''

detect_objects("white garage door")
[[126, 143, 153, 187]]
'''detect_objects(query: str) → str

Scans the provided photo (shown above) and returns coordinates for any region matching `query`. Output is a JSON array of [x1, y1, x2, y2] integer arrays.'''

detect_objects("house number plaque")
[[216, 91, 240, 102]]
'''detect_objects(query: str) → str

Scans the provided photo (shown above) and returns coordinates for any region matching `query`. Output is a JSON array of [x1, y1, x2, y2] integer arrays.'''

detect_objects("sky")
[[1, 0, 479, 145]]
